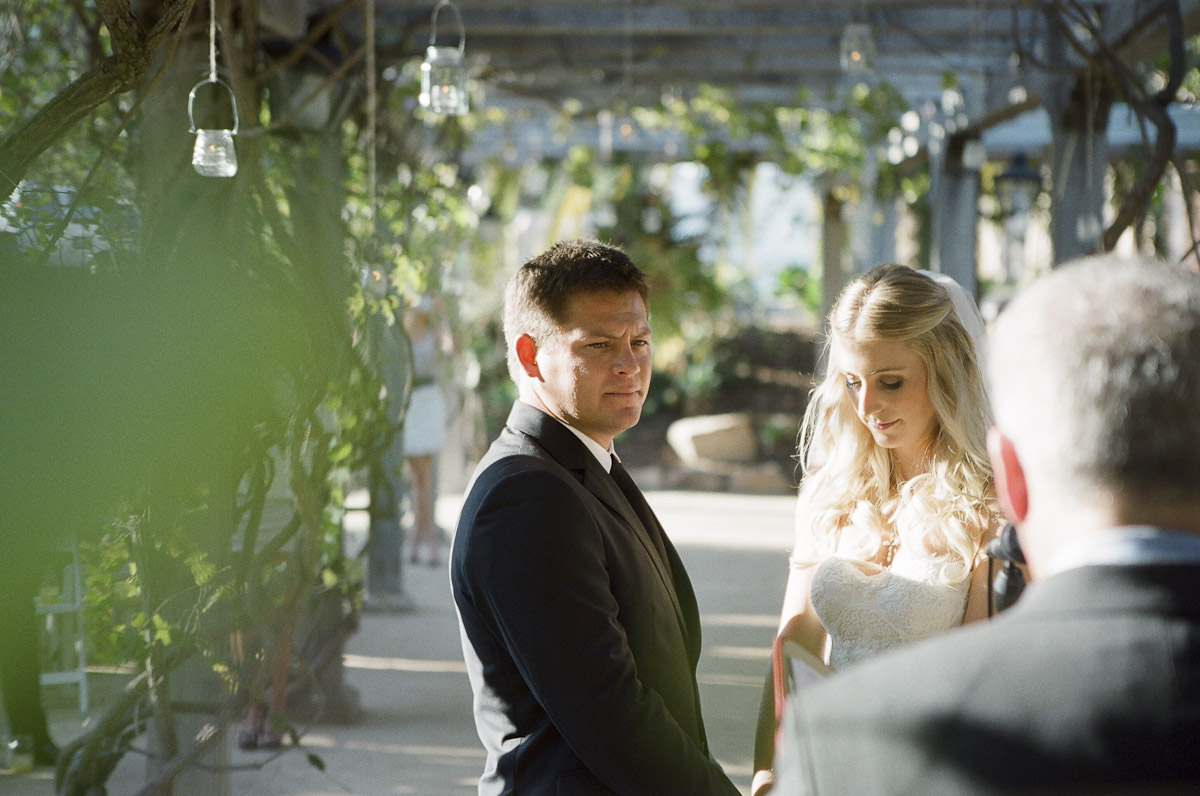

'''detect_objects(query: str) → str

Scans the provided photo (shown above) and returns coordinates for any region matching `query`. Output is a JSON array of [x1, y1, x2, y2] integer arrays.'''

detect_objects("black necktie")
[[609, 458, 672, 572]]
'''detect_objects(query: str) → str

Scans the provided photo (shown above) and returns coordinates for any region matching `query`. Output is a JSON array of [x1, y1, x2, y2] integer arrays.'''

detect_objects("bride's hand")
[[751, 768, 775, 795]]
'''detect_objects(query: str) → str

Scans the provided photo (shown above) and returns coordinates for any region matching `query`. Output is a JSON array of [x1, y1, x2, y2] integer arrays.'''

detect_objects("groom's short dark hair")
[[502, 240, 648, 382]]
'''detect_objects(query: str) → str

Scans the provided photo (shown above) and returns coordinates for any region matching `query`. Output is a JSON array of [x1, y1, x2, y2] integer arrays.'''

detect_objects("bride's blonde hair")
[[793, 264, 999, 585]]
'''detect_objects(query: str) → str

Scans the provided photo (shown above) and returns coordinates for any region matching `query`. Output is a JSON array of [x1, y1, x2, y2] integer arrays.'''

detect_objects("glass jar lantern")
[[188, 77, 239, 178], [419, 0, 468, 116], [839, 22, 877, 75]]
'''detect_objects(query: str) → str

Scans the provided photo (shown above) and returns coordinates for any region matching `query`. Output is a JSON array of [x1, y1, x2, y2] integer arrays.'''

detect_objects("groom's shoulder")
[[464, 426, 578, 505]]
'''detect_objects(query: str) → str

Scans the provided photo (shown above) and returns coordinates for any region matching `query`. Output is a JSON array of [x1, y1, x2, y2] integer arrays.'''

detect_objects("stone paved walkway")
[[4, 489, 795, 796]]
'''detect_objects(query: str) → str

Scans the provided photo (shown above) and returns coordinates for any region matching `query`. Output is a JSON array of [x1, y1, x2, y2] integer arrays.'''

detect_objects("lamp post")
[[996, 153, 1041, 282]]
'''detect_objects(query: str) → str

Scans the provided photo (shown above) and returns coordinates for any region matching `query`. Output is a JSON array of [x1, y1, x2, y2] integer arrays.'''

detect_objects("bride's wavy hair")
[[793, 264, 999, 585]]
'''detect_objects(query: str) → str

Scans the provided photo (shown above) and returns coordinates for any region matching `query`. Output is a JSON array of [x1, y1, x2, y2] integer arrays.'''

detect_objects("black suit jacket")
[[450, 402, 739, 796], [774, 558, 1200, 795]]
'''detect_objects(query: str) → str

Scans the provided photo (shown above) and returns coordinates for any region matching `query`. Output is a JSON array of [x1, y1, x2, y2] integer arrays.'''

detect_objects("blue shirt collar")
[[1044, 525, 1200, 576]]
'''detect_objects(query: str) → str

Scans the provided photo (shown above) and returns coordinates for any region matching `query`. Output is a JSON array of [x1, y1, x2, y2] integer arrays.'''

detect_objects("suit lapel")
[[608, 459, 670, 565], [505, 402, 689, 633], [585, 461, 692, 641]]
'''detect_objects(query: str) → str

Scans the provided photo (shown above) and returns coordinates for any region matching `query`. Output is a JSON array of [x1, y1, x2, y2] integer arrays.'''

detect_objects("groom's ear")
[[987, 428, 1028, 524], [515, 334, 541, 379]]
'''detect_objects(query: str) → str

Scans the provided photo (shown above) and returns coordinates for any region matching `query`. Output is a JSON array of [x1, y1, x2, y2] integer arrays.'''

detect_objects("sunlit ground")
[[10, 488, 795, 796]]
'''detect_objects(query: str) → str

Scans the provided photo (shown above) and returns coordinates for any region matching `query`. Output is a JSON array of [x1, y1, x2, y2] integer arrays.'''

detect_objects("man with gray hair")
[[768, 255, 1200, 795]]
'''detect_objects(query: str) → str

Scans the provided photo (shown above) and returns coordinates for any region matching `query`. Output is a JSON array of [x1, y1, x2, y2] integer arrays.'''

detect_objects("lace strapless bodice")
[[810, 546, 969, 670]]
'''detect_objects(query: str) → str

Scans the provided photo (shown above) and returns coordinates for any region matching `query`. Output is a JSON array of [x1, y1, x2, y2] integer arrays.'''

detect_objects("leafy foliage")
[[9, 4, 1192, 793], [1, 4, 481, 793], [0, 5, 139, 267]]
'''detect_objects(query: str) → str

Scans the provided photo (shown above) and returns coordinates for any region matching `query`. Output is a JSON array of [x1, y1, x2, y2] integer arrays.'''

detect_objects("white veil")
[[919, 270, 989, 384]]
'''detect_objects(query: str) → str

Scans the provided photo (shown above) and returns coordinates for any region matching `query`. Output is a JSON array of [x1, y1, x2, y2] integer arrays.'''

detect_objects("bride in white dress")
[[753, 264, 1003, 795]]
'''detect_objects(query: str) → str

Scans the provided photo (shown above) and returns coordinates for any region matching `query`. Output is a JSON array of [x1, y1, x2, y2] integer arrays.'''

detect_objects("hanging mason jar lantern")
[[419, 0, 468, 116], [188, 77, 240, 178], [839, 22, 877, 75], [186, 0, 238, 177]]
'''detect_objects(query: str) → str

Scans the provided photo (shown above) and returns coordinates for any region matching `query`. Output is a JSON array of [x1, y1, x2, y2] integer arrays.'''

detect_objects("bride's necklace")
[[879, 533, 899, 567]]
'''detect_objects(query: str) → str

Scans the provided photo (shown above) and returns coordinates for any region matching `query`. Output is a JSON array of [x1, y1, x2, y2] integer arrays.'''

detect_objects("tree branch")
[[1171, 155, 1200, 271], [97, 0, 145, 60], [1103, 102, 1176, 252], [255, 0, 361, 84], [1047, 0, 1186, 253], [0, 0, 194, 195], [1095, 1, 1185, 250]]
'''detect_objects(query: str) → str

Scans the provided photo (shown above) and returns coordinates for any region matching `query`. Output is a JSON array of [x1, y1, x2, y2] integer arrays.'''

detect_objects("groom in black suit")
[[451, 240, 740, 796], [770, 255, 1200, 795]]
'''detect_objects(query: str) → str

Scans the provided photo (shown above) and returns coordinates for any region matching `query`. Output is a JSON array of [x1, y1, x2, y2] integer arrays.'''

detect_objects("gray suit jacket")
[[775, 559, 1200, 795], [451, 402, 739, 796]]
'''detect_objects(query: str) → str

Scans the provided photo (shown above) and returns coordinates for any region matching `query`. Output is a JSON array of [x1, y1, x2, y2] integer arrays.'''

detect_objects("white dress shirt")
[[519, 399, 616, 473]]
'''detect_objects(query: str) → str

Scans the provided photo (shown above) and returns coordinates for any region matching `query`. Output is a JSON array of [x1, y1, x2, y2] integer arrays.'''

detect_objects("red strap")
[[770, 630, 789, 724]]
